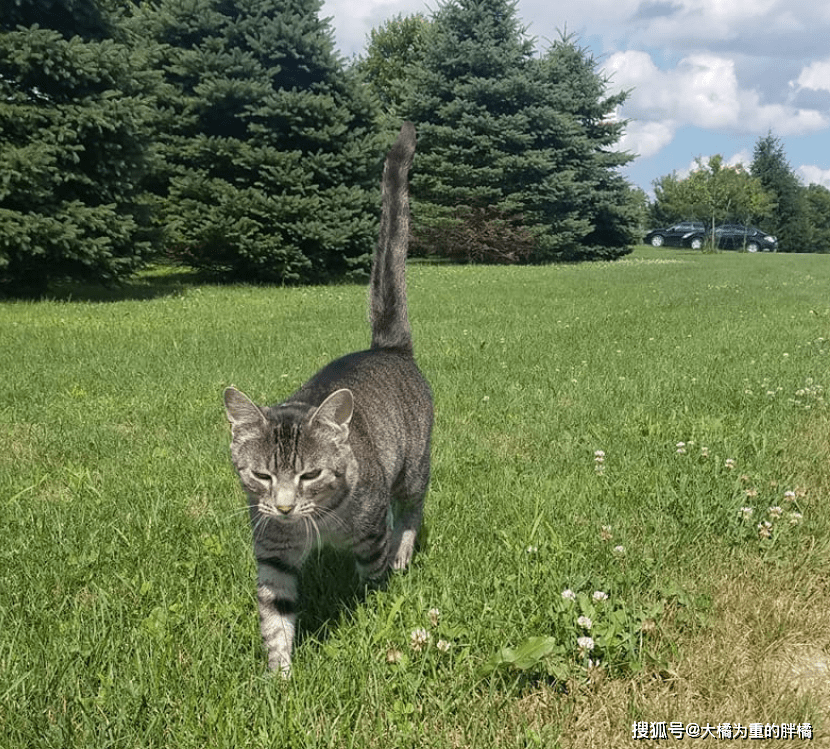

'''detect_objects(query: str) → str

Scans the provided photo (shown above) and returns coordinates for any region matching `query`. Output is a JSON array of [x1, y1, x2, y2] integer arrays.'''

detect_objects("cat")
[[223, 122, 433, 674]]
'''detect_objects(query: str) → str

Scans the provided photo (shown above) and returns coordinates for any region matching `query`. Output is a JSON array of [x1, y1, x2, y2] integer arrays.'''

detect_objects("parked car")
[[644, 222, 706, 247], [686, 224, 777, 252]]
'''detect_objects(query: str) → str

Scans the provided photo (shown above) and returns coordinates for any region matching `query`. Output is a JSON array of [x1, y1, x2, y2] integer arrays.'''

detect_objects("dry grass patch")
[[547, 557, 830, 747]]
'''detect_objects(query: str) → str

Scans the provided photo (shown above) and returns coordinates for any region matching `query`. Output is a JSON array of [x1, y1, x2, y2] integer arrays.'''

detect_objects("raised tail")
[[370, 122, 417, 352]]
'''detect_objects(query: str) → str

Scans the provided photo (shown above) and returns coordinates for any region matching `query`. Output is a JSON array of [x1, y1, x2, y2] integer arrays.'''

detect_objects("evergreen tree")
[[135, 0, 383, 283], [803, 184, 830, 254], [0, 0, 156, 293], [404, 0, 635, 263], [750, 132, 810, 252]]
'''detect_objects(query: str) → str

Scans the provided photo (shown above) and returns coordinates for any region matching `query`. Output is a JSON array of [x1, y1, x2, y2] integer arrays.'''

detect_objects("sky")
[[321, 0, 830, 196]]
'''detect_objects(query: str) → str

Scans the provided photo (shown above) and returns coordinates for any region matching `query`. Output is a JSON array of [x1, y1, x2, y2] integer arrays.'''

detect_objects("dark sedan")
[[644, 222, 706, 247], [686, 224, 777, 252]]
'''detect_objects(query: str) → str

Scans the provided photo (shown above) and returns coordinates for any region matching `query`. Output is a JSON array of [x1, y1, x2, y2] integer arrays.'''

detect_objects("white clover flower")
[[788, 512, 803, 525], [594, 450, 605, 462], [740, 507, 754, 520], [745, 488, 758, 498], [725, 458, 736, 470], [386, 648, 403, 663], [784, 490, 796, 502], [410, 628, 430, 652], [577, 616, 593, 630], [428, 608, 440, 627], [561, 589, 576, 601], [436, 639, 451, 653], [700, 446, 710, 458], [592, 591, 608, 602], [577, 636, 595, 652], [676, 442, 686, 454], [758, 521, 772, 539], [768, 506, 783, 519], [613, 545, 625, 556], [526, 545, 538, 554]]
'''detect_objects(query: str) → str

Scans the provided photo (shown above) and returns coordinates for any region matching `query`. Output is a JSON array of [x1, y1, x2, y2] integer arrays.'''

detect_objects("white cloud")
[[605, 50, 828, 145], [794, 59, 830, 93], [619, 119, 678, 158], [797, 164, 830, 187]]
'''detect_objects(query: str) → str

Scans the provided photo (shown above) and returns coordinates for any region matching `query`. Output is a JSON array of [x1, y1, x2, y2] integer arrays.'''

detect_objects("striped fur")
[[224, 123, 433, 674]]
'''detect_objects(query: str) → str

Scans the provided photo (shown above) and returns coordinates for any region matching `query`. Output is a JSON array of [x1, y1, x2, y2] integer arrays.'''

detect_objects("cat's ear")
[[312, 388, 354, 429], [224, 386, 266, 430]]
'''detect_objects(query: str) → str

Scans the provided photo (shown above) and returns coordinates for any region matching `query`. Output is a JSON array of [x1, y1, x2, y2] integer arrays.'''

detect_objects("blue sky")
[[322, 0, 830, 196]]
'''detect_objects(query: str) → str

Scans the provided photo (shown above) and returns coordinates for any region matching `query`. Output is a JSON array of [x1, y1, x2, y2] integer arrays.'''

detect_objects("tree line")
[[0, 0, 640, 293], [648, 133, 830, 253]]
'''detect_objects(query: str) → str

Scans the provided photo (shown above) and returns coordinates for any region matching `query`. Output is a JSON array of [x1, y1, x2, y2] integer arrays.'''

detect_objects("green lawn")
[[2, 247, 828, 747]]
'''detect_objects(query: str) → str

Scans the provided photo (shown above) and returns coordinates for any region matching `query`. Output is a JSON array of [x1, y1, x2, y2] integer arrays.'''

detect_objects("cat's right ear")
[[224, 387, 266, 430]]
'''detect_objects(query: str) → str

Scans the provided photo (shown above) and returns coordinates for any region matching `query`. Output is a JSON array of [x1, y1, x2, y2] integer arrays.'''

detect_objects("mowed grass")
[[2, 246, 829, 747]]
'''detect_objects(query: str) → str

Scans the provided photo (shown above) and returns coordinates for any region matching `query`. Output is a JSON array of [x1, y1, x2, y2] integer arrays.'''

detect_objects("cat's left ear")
[[312, 389, 354, 429]]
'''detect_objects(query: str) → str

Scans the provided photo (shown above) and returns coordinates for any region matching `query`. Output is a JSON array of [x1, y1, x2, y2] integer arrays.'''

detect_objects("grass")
[[2, 246, 829, 747]]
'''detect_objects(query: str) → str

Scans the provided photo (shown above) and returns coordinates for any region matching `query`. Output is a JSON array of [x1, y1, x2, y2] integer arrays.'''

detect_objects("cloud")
[[619, 119, 678, 158], [797, 165, 830, 188], [794, 59, 830, 93], [605, 50, 829, 143]]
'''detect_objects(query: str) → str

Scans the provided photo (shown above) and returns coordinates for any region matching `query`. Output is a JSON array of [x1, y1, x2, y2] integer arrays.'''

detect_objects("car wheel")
[[747, 242, 759, 252], [650, 235, 664, 247], [690, 237, 703, 250]]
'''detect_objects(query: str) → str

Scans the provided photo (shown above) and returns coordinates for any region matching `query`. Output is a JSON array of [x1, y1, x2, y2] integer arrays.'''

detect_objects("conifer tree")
[[137, 0, 383, 282], [0, 0, 156, 293], [403, 0, 635, 262], [751, 133, 810, 252]]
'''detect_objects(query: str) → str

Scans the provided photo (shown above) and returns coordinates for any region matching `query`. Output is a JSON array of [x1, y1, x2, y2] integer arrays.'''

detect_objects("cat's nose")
[[276, 505, 293, 515]]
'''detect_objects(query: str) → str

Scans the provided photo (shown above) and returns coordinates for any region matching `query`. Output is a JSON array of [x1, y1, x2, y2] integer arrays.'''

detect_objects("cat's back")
[[289, 348, 431, 417]]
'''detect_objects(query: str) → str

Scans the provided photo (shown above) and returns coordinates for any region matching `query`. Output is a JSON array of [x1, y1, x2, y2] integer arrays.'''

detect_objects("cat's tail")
[[370, 122, 416, 353]]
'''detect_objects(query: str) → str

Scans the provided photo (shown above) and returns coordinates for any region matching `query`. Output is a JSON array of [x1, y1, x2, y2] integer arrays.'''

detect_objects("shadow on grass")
[[295, 524, 430, 646], [1, 265, 210, 303]]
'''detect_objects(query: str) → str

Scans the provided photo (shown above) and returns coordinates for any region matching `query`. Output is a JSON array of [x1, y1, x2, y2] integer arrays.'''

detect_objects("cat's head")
[[223, 387, 355, 521]]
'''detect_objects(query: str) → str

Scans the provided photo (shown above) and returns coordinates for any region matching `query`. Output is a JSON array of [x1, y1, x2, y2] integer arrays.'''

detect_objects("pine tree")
[[403, 0, 635, 263], [750, 133, 810, 252], [136, 0, 383, 283], [0, 0, 156, 293], [803, 184, 830, 254]]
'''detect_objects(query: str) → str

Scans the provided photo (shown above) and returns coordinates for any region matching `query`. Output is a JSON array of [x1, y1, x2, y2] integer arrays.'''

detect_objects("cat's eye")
[[252, 472, 271, 482], [300, 468, 322, 482]]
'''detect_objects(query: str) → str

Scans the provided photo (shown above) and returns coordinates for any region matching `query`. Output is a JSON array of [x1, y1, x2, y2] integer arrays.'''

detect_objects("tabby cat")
[[224, 122, 433, 674]]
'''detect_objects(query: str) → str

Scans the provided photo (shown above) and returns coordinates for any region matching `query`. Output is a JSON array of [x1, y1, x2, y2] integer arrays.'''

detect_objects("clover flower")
[[436, 639, 451, 653], [784, 490, 796, 502], [740, 507, 754, 520], [577, 636, 595, 654], [676, 442, 686, 454], [758, 521, 772, 539], [613, 545, 625, 556], [577, 616, 593, 630], [768, 506, 783, 519], [561, 589, 576, 601], [788, 512, 803, 526], [386, 648, 403, 663], [410, 628, 430, 652], [428, 608, 440, 627], [725, 458, 736, 470], [600, 525, 613, 541], [592, 591, 609, 602]]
